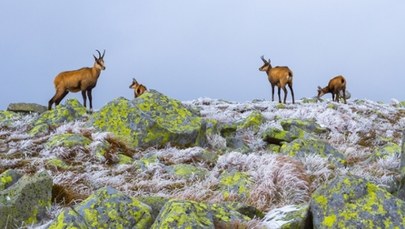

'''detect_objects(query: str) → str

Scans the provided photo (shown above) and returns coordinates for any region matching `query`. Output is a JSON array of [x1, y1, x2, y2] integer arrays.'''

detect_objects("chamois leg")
[[342, 89, 347, 104], [336, 92, 340, 103], [81, 90, 87, 108], [55, 91, 69, 106], [271, 84, 275, 102], [331, 93, 335, 102], [288, 83, 295, 104], [282, 87, 288, 104], [277, 87, 282, 103], [87, 89, 93, 112]]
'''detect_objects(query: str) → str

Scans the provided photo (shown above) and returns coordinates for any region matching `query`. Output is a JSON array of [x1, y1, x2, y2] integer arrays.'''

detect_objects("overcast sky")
[[1, 1, 404, 110]]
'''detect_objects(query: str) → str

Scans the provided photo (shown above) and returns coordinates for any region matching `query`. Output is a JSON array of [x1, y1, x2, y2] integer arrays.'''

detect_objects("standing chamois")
[[48, 50, 106, 111], [317, 75, 347, 104], [259, 56, 295, 104], [129, 78, 147, 98]]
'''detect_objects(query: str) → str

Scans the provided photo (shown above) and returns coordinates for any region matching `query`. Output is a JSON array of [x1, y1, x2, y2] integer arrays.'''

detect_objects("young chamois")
[[259, 56, 295, 104], [317, 75, 347, 104], [129, 78, 147, 98], [48, 50, 106, 111]]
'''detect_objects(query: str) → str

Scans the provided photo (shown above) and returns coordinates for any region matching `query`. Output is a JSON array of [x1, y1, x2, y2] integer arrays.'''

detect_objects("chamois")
[[259, 56, 295, 104], [129, 78, 147, 98], [48, 50, 106, 111], [317, 75, 347, 104]]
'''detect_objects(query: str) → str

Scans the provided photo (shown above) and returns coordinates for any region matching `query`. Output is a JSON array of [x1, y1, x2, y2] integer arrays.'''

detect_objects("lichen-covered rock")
[[91, 90, 207, 149], [151, 199, 251, 229], [280, 138, 345, 167], [138, 196, 168, 221], [46, 133, 92, 149], [219, 171, 252, 200], [167, 163, 208, 179], [0, 110, 20, 128], [49, 186, 153, 229], [280, 118, 329, 135], [237, 111, 265, 132], [262, 204, 309, 229], [45, 158, 70, 170], [0, 169, 22, 191], [310, 175, 405, 228], [0, 171, 52, 229], [29, 99, 87, 136], [397, 131, 405, 200], [7, 102, 47, 114], [262, 126, 309, 145], [372, 142, 401, 161]]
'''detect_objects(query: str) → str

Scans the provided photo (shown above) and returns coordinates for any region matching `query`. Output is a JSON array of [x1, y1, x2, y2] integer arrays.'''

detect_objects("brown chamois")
[[48, 50, 106, 111], [129, 78, 147, 98], [259, 56, 295, 104], [317, 75, 347, 104]]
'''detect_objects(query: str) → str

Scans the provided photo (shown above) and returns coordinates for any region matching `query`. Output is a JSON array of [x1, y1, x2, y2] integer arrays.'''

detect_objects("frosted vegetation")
[[1, 97, 404, 227]]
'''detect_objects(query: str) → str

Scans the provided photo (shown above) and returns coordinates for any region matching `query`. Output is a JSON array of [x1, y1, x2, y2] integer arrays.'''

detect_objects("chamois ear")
[[317, 86, 322, 90], [133, 78, 137, 83]]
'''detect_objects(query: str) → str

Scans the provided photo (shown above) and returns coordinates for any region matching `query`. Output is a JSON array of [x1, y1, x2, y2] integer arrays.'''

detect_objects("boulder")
[[310, 175, 405, 228], [237, 111, 265, 132], [49, 186, 153, 229], [166, 163, 208, 180], [371, 142, 401, 161], [0, 169, 22, 191], [219, 171, 252, 200], [45, 133, 92, 149], [262, 204, 309, 229], [262, 126, 308, 145], [0, 171, 52, 229], [7, 103, 47, 114], [0, 110, 20, 128], [280, 138, 345, 167], [151, 199, 251, 229], [280, 118, 329, 135], [29, 99, 87, 136], [397, 131, 405, 200], [91, 90, 207, 149]]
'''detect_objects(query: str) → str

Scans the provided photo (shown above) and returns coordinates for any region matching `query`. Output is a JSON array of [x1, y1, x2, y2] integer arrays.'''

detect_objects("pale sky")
[[1, 1, 404, 110]]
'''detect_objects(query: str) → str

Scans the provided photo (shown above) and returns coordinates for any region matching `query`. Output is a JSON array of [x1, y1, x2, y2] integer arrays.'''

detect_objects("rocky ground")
[[0, 90, 405, 228]]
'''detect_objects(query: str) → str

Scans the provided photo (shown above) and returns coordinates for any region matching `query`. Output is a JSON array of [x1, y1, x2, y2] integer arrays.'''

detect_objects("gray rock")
[[310, 175, 405, 228], [0, 171, 52, 229], [91, 90, 207, 149], [280, 118, 329, 135], [48, 186, 153, 229], [7, 103, 47, 114], [397, 131, 405, 200], [0, 169, 22, 191]]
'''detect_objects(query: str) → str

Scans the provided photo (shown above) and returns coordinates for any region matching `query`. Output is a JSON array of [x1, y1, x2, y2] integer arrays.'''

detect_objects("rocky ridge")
[[0, 90, 404, 228]]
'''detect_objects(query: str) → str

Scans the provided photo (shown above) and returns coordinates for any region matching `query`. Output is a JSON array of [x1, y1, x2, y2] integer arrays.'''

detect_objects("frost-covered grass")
[[0, 98, 404, 228]]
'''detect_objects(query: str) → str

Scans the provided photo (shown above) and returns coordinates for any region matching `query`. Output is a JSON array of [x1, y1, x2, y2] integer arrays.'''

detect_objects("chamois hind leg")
[[342, 88, 347, 104], [55, 91, 69, 106], [282, 87, 288, 104], [288, 83, 295, 104], [48, 90, 67, 110], [277, 87, 282, 103]]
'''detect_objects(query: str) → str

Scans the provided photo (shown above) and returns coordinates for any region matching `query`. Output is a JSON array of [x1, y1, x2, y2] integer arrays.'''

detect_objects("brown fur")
[[48, 50, 106, 111], [129, 78, 147, 98], [317, 75, 347, 104], [259, 56, 295, 104]]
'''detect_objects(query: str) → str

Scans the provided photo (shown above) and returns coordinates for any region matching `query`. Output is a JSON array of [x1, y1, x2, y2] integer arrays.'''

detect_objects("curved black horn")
[[260, 55, 267, 63], [96, 49, 102, 58], [102, 49, 105, 58]]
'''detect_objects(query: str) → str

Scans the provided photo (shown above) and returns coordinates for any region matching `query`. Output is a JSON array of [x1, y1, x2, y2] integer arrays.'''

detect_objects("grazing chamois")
[[48, 50, 106, 111], [129, 78, 147, 98], [317, 75, 347, 104], [259, 56, 295, 104]]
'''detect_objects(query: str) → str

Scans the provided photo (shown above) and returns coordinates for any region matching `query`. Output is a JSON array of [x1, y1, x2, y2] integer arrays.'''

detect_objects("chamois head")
[[259, 55, 272, 72], [129, 78, 147, 98], [93, 49, 106, 70]]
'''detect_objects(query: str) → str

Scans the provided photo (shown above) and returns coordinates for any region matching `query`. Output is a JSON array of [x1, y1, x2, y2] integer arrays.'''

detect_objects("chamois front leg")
[[87, 89, 93, 112], [277, 87, 282, 103], [271, 84, 275, 102], [81, 90, 87, 109]]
